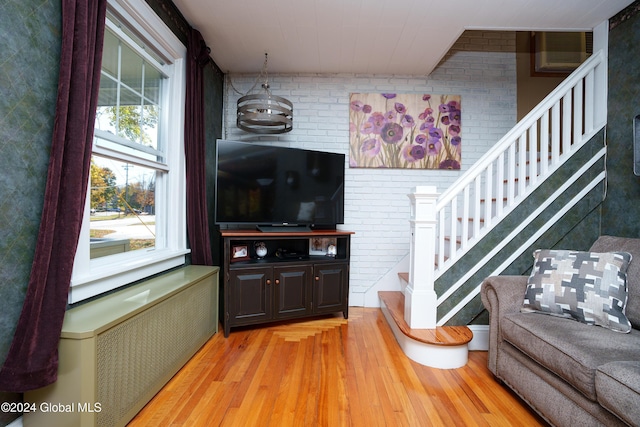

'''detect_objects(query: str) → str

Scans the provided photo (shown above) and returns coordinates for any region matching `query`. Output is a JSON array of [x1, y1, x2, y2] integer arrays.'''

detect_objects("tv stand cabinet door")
[[313, 263, 348, 317], [273, 265, 313, 319], [227, 267, 273, 328]]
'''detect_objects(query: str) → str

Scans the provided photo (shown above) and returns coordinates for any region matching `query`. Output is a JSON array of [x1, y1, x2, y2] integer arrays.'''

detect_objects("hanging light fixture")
[[236, 53, 293, 134]]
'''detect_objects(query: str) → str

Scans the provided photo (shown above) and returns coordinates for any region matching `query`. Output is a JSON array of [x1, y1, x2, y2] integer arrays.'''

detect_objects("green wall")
[[0, 0, 61, 361], [603, 2, 640, 237], [0, 0, 62, 420]]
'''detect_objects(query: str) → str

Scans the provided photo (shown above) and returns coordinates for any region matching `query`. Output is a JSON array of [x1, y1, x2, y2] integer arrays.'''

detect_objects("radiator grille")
[[95, 277, 213, 427]]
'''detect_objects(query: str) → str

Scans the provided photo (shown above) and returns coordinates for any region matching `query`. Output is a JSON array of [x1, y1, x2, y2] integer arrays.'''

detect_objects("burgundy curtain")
[[185, 28, 213, 266], [0, 0, 107, 392]]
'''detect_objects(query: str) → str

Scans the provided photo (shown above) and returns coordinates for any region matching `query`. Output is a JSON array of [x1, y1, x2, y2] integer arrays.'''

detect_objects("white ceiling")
[[172, 0, 634, 75]]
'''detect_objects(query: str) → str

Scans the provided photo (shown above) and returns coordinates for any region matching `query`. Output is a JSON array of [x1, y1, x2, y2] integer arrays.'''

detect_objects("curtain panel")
[[0, 0, 107, 392], [185, 29, 213, 266]]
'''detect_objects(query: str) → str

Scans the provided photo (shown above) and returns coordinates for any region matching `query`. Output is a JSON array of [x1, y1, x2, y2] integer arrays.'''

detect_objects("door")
[[273, 265, 312, 319], [313, 263, 348, 315], [228, 267, 272, 325]]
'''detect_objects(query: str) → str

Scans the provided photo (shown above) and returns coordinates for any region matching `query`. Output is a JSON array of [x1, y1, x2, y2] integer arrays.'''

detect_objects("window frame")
[[70, 0, 189, 304]]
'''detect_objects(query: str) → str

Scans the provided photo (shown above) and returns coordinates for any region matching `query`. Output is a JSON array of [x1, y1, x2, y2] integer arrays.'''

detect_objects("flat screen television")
[[214, 140, 345, 231]]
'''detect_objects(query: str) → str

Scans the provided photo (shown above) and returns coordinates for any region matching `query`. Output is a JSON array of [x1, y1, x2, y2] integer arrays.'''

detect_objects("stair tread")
[[378, 291, 473, 346]]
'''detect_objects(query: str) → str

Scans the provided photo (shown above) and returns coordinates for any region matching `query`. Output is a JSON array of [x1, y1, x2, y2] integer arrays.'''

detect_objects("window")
[[70, 0, 188, 303]]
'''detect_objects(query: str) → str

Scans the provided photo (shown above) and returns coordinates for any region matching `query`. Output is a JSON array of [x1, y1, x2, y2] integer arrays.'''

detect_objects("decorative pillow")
[[522, 249, 633, 333]]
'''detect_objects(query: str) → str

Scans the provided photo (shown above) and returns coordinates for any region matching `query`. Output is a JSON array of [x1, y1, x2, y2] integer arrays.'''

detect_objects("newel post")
[[405, 185, 439, 329]]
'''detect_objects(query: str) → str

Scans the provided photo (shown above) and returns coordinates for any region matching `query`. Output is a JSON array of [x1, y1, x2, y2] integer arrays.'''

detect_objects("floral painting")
[[349, 93, 461, 169]]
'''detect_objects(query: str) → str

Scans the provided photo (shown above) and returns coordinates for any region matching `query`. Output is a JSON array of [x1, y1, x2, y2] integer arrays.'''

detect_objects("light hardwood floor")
[[128, 307, 548, 426]]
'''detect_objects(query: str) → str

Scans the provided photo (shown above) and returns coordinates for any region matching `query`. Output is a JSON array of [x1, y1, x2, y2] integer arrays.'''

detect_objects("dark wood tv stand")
[[220, 229, 353, 337]]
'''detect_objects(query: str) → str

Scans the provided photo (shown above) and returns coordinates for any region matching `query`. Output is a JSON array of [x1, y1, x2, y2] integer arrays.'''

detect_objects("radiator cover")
[[24, 265, 219, 427]]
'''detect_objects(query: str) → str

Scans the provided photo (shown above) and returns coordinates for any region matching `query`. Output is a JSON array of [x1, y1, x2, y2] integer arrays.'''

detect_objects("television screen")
[[214, 140, 345, 228]]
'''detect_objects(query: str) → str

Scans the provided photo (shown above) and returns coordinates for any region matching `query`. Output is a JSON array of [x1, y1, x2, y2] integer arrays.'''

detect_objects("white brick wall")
[[221, 31, 516, 306]]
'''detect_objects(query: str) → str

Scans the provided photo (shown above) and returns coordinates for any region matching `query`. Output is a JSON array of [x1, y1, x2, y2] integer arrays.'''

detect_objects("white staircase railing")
[[405, 49, 608, 329], [435, 49, 607, 275]]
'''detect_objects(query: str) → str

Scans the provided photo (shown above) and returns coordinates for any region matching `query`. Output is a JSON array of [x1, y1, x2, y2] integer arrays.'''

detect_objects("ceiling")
[[172, 0, 634, 76]]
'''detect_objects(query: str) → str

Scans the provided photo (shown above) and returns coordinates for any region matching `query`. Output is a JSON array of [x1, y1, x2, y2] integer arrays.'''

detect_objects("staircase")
[[380, 48, 609, 368]]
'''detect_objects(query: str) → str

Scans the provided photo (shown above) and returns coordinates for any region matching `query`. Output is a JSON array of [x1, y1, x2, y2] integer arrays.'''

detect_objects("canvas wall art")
[[349, 93, 461, 169]]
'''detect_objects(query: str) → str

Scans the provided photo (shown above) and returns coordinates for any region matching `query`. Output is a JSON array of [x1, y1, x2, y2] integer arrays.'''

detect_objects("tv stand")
[[257, 224, 312, 233], [219, 229, 354, 337]]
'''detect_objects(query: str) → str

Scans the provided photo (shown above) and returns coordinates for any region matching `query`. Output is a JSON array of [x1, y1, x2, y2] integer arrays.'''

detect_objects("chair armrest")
[[480, 275, 528, 374]]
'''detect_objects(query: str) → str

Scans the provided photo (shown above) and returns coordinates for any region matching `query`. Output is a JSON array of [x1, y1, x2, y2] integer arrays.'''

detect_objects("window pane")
[[117, 86, 143, 146], [141, 103, 159, 149], [96, 76, 118, 134], [144, 66, 162, 104], [97, 75, 118, 109], [101, 29, 119, 79], [95, 24, 164, 152], [90, 156, 156, 259], [120, 41, 144, 92]]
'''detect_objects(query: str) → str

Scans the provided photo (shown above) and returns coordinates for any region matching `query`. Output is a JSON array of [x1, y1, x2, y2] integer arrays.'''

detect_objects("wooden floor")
[[128, 308, 548, 427]]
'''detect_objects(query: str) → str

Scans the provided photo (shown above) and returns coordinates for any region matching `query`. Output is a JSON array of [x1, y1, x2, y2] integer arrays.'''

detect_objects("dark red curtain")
[[185, 28, 213, 266], [0, 0, 107, 392]]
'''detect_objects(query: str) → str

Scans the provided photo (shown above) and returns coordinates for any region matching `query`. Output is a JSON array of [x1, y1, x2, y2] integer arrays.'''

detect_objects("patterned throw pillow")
[[522, 249, 633, 333]]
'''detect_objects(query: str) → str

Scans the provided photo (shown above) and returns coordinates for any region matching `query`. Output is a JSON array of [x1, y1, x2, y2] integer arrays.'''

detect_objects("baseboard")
[[468, 325, 489, 351]]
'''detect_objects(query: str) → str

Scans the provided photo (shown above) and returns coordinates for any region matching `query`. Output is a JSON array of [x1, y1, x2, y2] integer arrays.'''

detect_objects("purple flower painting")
[[349, 93, 462, 169]]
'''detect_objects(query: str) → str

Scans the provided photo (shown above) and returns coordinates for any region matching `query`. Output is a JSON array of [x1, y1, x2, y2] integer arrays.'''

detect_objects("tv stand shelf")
[[220, 229, 353, 337]]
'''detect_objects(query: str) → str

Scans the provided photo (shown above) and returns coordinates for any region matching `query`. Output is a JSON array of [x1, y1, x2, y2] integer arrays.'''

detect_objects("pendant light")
[[236, 53, 293, 134]]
